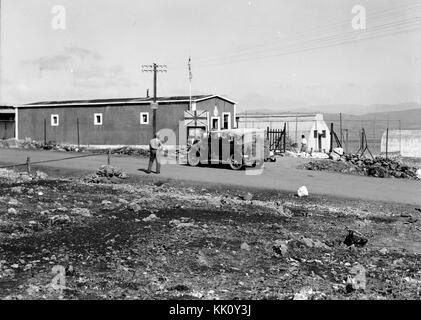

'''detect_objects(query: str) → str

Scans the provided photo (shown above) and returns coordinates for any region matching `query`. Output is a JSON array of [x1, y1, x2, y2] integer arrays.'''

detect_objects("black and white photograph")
[[0, 0, 420, 309]]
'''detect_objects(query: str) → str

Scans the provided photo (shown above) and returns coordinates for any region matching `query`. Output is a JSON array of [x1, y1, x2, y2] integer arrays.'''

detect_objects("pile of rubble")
[[83, 165, 128, 184], [284, 150, 329, 159], [0, 138, 86, 152], [305, 149, 421, 180], [111, 146, 149, 157], [0, 169, 48, 183]]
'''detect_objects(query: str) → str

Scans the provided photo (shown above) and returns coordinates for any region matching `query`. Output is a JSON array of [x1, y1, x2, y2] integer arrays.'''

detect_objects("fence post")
[[385, 127, 389, 159], [77, 118, 80, 148], [283, 122, 286, 152], [345, 129, 349, 154], [26, 157, 31, 174], [107, 149, 111, 165], [44, 118, 47, 144], [339, 113, 343, 146], [329, 123, 333, 152]]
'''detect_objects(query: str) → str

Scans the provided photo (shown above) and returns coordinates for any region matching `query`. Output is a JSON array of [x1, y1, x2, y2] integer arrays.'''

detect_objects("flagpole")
[[188, 56, 192, 111], [189, 77, 192, 110]]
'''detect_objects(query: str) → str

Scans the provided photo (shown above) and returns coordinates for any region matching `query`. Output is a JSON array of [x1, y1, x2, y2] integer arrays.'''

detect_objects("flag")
[[188, 56, 192, 82]]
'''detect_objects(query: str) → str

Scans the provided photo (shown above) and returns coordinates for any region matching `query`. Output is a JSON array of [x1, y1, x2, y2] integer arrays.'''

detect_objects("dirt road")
[[1, 148, 420, 205]]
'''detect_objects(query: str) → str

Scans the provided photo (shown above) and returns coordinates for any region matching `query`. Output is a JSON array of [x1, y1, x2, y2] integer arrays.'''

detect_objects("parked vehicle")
[[187, 128, 272, 170]]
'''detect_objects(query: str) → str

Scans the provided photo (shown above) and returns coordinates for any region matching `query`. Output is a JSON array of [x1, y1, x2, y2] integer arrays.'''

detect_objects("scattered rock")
[[169, 219, 196, 228], [346, 264, 367, 292], [142, 214, 160, 222], [344, 230, 368, 247], [11, 186, 23, 193], [293, 287, 315, 300], [71, 208, 92, 217], [35, 171, 48, 180], [197, 251, 211, 268], [101, 200, 112, 205], [297, 186, 309, 197], [240, 242, 251, 251], [50, 214, 71, 225], [239, 192, 253, 201], [7, 208, 17, 214], [273, 240, 289, 256], [8, 198, 19, 206], [128, 202, 141, 213], [379, 248, 388, 255]]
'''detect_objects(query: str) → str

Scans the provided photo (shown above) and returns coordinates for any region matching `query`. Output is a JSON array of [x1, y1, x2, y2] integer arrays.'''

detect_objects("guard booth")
[[0, 106, 16, 140]]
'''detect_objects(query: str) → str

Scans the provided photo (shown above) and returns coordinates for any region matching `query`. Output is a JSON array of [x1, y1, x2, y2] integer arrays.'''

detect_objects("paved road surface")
[[1, 148, 420, 205]]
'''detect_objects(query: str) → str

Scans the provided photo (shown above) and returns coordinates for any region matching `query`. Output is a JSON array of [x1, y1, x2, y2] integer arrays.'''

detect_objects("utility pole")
[[141, 63, 167, 135]]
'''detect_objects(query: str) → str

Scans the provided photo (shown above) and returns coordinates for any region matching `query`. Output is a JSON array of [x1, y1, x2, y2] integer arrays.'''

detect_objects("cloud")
[[21, 46, 102, 71], [17, 46, 137, 95]]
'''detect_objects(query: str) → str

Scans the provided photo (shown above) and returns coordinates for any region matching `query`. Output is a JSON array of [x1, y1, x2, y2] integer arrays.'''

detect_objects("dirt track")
[[0, 149, 420, 205], [0, 174, 420, 300]]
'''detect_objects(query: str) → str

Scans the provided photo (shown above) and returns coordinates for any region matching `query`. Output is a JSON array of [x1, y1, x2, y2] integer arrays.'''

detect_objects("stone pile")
[[305, 154, 420, 180], [112, 146, 150, 157], [344, 154, 419, 179], [83, 165, 128, 184]]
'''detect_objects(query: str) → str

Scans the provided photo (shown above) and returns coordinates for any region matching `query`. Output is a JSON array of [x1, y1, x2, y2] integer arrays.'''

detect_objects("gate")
[[266, 123, 286, 152]]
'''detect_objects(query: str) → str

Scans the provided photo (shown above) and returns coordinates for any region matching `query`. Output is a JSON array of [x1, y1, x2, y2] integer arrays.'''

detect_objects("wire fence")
[[327, 117, 403, 155], [0, 149, 113, 173]]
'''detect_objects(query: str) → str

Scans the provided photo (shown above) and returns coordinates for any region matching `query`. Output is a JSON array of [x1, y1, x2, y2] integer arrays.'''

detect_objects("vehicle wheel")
[[229, 154, 243, 170], [187, 149, 201, 167], [253, 160, 264, 168]]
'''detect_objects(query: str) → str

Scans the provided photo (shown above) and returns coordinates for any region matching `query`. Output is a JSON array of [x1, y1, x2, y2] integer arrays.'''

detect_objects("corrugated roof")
[[25, 95, 210, 106], [21, 95, 237, 107]]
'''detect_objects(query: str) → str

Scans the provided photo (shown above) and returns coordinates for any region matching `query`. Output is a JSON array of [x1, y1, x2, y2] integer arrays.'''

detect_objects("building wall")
[[16, 97, 235, 146], [237, 114, 330, 152], [197, 98, 235, 129], [17, 104, 188, 146], [381, 130, 421, 157]]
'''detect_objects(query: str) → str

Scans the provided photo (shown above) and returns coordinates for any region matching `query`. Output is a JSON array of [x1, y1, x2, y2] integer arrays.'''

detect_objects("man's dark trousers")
[[147, 149, 160, 173]]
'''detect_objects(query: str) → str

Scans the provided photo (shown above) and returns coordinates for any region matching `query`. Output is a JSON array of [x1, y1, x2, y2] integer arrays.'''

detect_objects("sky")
[[0, 0, 420, 112]]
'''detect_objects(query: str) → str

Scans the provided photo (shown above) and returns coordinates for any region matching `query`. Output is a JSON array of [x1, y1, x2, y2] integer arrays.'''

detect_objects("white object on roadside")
[[297, 186, 309, 197], [417, 169, 421, 180]]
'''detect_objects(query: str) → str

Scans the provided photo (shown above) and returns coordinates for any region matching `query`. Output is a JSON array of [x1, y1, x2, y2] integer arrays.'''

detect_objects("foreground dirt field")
[[0, 171, 420, 300]]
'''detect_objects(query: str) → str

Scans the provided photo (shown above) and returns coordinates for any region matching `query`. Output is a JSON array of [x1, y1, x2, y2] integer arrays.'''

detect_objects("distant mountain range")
[[239, 102, 421, 116]]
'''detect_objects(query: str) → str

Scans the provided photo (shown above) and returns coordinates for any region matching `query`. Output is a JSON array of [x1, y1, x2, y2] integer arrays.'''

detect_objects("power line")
[[168, 3, 421, 69], [193, 2, 421, 65], [192, 17, 421, 68]]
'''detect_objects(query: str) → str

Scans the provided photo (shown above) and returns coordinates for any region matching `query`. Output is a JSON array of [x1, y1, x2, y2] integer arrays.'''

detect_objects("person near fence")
[[300, 134, 307, 153], [146, 133, 162, 174]]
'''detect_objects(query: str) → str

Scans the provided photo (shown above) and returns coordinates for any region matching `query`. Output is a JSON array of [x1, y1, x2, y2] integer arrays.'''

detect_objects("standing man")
[[300, 134, 307, 153], [147, 133, 162, 174]]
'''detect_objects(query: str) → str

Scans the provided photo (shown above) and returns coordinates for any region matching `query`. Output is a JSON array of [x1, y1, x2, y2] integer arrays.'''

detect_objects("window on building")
[[51, 114, 59, 126], [314, 130, 318, 138], [94, 113, 103, 125], [211, 117, 220, 130], [222, 113, 231, 130], [322, 130, 326, 138], [140, 112, 149, 124]]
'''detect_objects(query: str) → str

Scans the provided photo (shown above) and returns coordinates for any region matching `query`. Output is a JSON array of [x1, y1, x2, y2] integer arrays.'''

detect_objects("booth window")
[[222, 113, 231, 130], [211, 117, 220, 130]]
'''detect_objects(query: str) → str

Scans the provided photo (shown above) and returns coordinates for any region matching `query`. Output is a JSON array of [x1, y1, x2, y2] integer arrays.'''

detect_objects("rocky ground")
[[0, 167, 420, 300], [304, 154, 421, 180]]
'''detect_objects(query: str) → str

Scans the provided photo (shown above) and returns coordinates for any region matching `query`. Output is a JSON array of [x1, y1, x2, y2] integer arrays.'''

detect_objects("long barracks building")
[[4, 95, 237, 148]]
